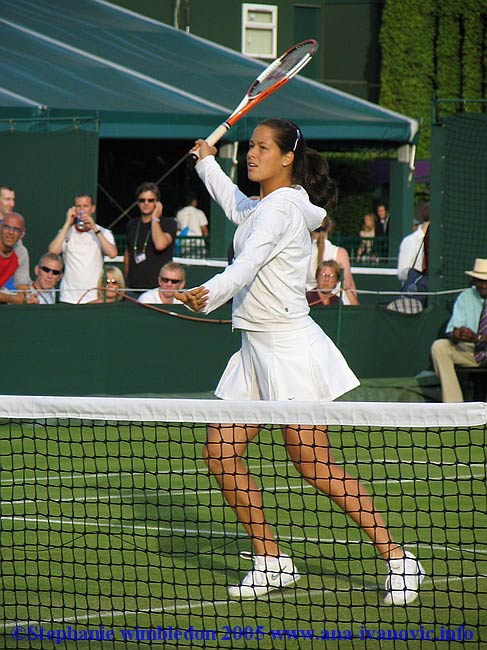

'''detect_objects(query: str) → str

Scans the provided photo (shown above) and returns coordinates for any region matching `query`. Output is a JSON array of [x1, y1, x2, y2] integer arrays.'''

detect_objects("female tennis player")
[[177, 118, 424, 604]]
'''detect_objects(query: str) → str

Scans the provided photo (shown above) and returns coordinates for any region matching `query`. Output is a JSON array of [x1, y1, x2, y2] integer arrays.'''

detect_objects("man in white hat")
[[431, 258, 487, 402]]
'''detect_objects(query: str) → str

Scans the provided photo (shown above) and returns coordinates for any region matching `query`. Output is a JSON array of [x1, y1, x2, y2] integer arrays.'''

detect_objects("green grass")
[[1, 421, 486, 649]]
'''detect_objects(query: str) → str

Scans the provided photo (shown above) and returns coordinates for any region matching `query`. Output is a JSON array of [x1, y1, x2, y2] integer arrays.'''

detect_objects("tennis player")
[[177, 119, 424, 604]]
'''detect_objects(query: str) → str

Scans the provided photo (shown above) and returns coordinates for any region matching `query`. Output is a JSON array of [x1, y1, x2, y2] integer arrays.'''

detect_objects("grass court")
[[1, 419, 486, 649]]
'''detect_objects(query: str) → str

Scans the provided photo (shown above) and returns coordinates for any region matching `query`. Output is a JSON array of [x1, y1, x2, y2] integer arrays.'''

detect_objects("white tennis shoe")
[[228, 554, 300, 599], [384, 551, 425, 605]]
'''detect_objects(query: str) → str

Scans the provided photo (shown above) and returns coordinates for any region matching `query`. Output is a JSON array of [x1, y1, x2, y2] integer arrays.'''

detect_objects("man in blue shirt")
[[431, 259, 487, 402]]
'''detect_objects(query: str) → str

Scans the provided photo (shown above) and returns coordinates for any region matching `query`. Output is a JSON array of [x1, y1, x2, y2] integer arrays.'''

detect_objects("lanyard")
[[133, 220, 152, 256]]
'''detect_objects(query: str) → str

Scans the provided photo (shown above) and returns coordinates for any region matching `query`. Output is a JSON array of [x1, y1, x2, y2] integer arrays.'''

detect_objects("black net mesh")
[[439, 112, 487, 289], [0, 398, 486, 649]]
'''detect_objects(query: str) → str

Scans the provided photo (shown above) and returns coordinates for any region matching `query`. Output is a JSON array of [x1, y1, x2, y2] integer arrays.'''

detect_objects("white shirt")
[[138, 288, 182, 304], [30, 284, 56, 304], [397, 225, 428, 283], [175, 205, 208, 236], [196, 156, 325, 331], [60, 225, 115, 304]]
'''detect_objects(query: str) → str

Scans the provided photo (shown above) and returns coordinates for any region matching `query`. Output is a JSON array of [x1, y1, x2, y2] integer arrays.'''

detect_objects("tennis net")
[[1, 396, 486, 649]]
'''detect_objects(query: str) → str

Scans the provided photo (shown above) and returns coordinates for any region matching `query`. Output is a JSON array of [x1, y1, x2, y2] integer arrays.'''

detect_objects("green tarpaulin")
[[0, 0, 418, 142]]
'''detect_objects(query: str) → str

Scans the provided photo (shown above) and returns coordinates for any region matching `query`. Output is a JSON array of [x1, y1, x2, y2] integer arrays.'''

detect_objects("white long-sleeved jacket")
[[196, 156, 326, 331]]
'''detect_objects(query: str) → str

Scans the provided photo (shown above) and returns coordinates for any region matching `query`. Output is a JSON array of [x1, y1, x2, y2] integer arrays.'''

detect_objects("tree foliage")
[[380, 0, 487, 158]]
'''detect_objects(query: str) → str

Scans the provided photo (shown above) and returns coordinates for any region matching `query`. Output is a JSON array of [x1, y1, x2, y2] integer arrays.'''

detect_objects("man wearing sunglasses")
[[25, 253, 64, 305], [48, 193, 117, 304], [138, 262, 186, 305], [125, 182, 177, 296], [0, 212, 32, 304]]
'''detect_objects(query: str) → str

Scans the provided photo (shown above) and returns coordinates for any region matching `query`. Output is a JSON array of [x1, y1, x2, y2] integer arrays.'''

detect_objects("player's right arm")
[[194, 141, 257, 225]]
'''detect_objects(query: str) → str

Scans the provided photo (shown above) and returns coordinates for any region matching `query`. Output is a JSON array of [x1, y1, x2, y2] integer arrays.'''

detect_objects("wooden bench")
[[455, 365, 487, 401]]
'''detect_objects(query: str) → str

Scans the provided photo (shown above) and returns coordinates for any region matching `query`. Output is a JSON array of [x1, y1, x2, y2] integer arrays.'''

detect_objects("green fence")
[[0, 300, 452, 397]]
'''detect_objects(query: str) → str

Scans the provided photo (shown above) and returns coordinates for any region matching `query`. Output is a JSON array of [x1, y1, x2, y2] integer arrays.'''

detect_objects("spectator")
[[431, 258, 487, 402], [138, 262, 186, 304], [306, 218, 357, 300], [0, 212, 31, 304], [125, 182, 178, 295], [0, 185, 30, 285], [26, 252, 64, 304], [356, 213, 377, 263], [175, 195, 209, 238], [48, 193, 117, 304], [375, 202, 390, 237], [397, 203, 430, 291], [0, 185, 16, 217], [91, 266, 126, 303], [307, 260, 359, 306]]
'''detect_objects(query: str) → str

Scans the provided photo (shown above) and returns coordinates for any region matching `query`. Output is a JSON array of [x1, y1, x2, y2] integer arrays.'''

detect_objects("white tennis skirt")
[[215, 317, 359, 401]]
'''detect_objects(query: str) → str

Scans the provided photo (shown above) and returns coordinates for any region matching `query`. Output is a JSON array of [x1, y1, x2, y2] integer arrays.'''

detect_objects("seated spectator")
[[356, 213, 377, 263], [397, 203, 430, 306], [0, 212, 31, 304], [307, 260, 359, 307], [431, 258, 487, 402], [306, 218, 357, 302], [0, 185, 30, 276], [91, 266, 126, 303], [48, 193, 117, 304], [26, 252, 64, 304], [138, 262, 186, 304]]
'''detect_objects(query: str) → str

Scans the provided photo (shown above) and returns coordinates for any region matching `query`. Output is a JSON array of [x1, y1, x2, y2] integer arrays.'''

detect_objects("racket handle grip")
[[205, 122, 230, 147], [191, 123, 230, 160]]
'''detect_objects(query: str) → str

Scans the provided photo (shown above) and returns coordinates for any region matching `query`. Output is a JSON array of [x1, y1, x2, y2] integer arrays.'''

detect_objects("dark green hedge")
[[380, 0, 487, 158]]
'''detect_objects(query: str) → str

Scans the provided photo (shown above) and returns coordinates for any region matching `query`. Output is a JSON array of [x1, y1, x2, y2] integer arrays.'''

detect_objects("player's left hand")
[[175, 286, 209, 312]]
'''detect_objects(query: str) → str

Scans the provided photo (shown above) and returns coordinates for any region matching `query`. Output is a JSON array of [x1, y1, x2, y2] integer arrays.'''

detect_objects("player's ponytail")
[[300, 148, 338, 211], [260, 118, 338, 210]]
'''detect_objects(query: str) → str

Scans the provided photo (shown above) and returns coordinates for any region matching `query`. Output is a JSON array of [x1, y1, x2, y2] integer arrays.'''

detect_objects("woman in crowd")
[[306, 217, 357, 302], [356, 212, 377, 263], [307, 259, 359, 306], [91, 266, 125, 303]]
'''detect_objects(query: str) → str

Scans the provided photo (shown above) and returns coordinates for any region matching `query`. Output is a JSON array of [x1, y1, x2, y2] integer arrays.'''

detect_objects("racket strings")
[[250, 42, 315, 97]]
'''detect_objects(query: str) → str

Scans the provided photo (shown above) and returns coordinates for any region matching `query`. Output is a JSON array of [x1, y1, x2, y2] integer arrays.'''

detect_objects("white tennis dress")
[[195, 156, 359, 401]]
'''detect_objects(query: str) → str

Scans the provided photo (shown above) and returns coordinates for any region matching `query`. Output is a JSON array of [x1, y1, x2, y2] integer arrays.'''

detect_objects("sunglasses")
[[160, 277, 182, 284], [137, 198, 156, 204], [319, 273, 337, 280], [106, 279, 119, 285], [2, 224, 23, 234], [40, 266, 62, 276]]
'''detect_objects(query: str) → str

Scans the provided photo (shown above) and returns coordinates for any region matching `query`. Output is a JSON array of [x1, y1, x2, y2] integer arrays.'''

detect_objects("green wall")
[[0, 301, 452, 397], [0, 120, 99, 270], [108, 0, 380, 96]]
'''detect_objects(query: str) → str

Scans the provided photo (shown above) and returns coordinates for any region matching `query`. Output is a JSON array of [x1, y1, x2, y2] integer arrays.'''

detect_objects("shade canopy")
[[0, 0, 418, 143]]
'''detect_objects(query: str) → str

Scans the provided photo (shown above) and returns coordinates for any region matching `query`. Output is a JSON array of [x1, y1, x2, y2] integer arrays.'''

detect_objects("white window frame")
[[241, 3, 278, 60]]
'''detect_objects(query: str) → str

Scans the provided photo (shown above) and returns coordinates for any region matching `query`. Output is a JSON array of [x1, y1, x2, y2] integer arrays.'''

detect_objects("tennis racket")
[[108, 39, 317, 229], [198, 39, 318, 152]]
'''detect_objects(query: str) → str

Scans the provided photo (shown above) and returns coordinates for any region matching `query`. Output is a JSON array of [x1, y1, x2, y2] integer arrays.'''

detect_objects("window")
[[242, 4, 277, 59]]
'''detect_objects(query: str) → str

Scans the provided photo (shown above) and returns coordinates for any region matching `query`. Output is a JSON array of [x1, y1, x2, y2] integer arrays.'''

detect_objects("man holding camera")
[[48, 193, 117, 303]]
